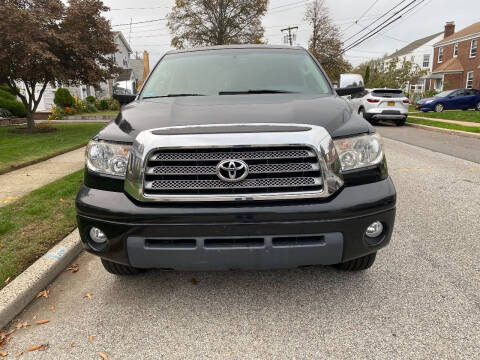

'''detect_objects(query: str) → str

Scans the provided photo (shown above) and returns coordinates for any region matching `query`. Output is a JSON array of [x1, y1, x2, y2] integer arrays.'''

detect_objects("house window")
[[453, 42, 458, 57], [438, 47, 443, 63], [423, 54, 430, 68], [470, 39, 477, 58], [466, 71, 474, 89]]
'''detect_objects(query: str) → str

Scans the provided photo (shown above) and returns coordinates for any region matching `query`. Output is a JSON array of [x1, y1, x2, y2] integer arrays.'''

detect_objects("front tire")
[[334, 252, 377, 271], [434, 103, 444, 112], [101, 259, 144, 276], [476, 102, 480, 111]]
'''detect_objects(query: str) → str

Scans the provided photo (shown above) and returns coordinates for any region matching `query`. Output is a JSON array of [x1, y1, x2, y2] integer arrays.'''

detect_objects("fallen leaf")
[[88, 335, 94, 342], [69, 343, 75, 349], [59, 198, 65, 203], [0, 351, 7, 357], [66, 264, 79, 273], [84, 293, 93, 300], [190, 278, 198, 285], [0, 339, 4, 348], [98, 352, 109, 360], [50, 306, 55, 311], [15, 352, 23, 358], [35, 319, 49, 325], [27, 344, 48, 351], [36, 289, 50, 298], [4, 277, 10, 285]]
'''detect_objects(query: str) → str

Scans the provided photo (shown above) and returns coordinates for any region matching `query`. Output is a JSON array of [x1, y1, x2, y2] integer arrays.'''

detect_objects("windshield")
[[141, 49, 331, 98], [435, 90, 454, 98]]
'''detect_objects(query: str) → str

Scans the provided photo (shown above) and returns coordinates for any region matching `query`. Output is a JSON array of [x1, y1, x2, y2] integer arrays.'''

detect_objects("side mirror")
[[113, 94, 136, 105], [336, 86, 365, 97]]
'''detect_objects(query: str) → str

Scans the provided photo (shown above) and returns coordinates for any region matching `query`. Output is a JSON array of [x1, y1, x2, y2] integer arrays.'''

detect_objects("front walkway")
[[0, 147, 86, 207]]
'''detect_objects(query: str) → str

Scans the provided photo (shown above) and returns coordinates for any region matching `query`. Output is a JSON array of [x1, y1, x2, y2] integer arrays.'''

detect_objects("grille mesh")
[[143, 146, 323, 196]]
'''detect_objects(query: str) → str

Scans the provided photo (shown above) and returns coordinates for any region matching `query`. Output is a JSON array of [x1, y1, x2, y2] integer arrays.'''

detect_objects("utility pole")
[[281, 26, 298, 46]]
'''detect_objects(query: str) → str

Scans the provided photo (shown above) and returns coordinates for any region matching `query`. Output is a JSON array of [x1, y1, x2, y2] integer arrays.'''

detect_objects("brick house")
[[430, 21, 480, 91]]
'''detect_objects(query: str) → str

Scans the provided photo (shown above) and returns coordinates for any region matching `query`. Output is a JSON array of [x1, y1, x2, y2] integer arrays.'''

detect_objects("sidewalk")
[[0, 147, 86, 207], [409, 115, 480, 128]]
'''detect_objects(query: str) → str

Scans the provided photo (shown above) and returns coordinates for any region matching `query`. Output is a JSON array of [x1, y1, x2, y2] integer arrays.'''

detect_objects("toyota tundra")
[[76, 45, 396, 275]]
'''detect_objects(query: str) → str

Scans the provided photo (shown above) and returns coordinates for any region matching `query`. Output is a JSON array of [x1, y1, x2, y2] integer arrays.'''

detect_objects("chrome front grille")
[[143, 146, 323, 196]]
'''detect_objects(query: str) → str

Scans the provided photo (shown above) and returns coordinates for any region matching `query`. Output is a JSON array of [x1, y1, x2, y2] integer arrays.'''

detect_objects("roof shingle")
[[436, 21, 480, 45], [432, 57, 464, 73], [387, 32, 443, 58]]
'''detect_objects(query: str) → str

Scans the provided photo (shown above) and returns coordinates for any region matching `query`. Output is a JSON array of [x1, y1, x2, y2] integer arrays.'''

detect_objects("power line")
[[112, 18, 166, 27], [342, 0, 426, 54], [342, 0, 380, 33], [342, 0, 409, 44]]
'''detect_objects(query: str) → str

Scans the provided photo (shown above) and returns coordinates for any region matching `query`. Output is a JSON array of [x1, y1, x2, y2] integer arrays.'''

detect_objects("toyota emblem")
[[216, 159, 249, 182]]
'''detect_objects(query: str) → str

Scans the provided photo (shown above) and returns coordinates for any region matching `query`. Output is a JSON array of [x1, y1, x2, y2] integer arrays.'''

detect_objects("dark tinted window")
[[372, 89, 405, 98], [464, 89, 477, 95], [142, 49, 331, 97]]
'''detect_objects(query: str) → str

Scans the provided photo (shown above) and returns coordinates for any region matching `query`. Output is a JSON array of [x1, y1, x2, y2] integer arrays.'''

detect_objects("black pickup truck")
[[76, 45, 396, 275]]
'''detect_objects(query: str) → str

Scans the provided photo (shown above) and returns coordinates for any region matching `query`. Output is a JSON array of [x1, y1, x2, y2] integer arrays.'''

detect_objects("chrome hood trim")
[[124, 123, 343, 202]]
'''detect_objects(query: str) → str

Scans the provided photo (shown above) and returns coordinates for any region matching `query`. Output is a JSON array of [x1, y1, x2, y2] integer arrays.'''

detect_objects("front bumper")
[[416, 103, 434, 111], [367, 108, 408, 120], [76, 178, 396, 270]]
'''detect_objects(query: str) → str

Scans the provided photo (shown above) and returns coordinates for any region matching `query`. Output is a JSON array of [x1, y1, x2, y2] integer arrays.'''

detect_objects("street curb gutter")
[[0, 230, 82, 329], [405, 122, 480, 139]]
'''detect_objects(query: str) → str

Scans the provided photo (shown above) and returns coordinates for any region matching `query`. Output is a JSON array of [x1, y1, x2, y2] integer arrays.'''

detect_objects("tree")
[[364, 65, 370, 85], [305, 0, 352, 81], [354, 57, 427, 90], [167, 0, 269, 49], [0, 0, 118, 131]]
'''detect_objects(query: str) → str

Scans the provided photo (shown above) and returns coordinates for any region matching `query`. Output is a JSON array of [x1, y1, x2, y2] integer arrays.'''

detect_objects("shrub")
[[0, 97, 27, 117], [54, 88, 75, 107], [85, 96, 96, 103], [0, 84, 19, 97], [0, 108, 13, 118], [48, 106, 66, 120], [64, 106, 76, 116], [107, 98, 120, 111], [86, 102, 98, 113], [95, 98, 109, 110], [0, 88, 16, 101], [422, 89, 438, 98]]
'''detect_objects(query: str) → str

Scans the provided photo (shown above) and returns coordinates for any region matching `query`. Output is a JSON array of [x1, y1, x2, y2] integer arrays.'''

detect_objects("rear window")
[[372, 89, 405, 98]]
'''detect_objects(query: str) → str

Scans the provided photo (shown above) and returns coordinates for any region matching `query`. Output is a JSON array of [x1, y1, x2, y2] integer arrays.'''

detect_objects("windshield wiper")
[[219, 89, 297, 95], [143, 93, 206, 99]]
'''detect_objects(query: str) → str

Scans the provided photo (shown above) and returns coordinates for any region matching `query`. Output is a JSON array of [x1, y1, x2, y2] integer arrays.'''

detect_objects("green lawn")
[[0, 170, 84, 289], [407, 117, 480, 134], [0, 123, 105, 173], [410, 110, 480, 123]]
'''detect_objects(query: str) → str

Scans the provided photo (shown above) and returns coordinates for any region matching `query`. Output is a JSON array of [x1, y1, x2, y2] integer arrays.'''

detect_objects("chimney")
[[444, 21, 455, 39]]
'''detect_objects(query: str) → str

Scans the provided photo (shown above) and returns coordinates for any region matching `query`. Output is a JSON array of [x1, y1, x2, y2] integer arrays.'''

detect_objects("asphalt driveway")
[[2, 137, 479, 359]]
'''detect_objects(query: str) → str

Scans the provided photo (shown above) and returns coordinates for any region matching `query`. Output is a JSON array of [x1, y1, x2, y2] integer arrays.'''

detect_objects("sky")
[[102, 0, 480, 68]]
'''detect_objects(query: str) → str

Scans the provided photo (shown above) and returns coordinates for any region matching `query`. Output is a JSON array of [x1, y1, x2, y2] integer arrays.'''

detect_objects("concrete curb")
[[405, 122, 480, 139], [0, 230, 82, 329]]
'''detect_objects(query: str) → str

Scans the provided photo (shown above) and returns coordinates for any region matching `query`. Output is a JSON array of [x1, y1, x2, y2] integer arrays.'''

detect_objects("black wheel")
[[101, 258, 144, 275], [334, 252, 377, 271], [395, 116, 407, 126], [422, 110, 428, 112], [434, 103, 444, 112], [476, 102, 480, 111]]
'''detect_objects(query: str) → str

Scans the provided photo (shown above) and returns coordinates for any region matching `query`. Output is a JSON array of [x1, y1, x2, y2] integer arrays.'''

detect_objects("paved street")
[[2, 133, 480, 359], [376, 122, 480, 164]]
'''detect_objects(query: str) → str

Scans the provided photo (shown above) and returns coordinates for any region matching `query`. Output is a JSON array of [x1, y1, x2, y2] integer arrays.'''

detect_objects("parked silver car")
[[350, 88, 409, 126]]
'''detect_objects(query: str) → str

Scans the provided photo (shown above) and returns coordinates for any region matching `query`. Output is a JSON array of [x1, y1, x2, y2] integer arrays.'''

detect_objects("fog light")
[[89, 227, 107, 244], [365, 221, 383, 238]]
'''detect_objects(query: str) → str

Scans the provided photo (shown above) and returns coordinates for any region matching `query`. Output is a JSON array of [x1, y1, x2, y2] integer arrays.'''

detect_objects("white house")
[[384, 31, 444, 93], [19, 31, 133, 112]]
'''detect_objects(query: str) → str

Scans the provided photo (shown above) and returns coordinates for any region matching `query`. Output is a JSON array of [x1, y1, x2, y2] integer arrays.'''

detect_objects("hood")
[[418, 97, 436, 104], [96, 94, 373, 143]]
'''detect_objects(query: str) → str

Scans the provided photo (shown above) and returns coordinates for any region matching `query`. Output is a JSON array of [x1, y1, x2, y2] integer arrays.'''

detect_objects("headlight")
[[86, 140, 131, 178], [334, 133, 383, 171]]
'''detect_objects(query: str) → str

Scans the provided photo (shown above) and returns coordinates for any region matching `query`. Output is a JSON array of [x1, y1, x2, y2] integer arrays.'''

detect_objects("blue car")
[[416, 88, 480, 112]]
